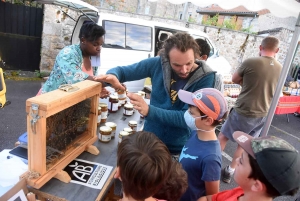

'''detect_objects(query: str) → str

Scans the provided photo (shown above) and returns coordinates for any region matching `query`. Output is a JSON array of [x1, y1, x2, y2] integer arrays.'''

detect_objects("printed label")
[[112, 103, 118, 111], [118, 94, 126, 99], [124, 109, 133, 116], [101, 111, 108, 119], [99, 134, 111, 142], [111, 130, 116, 138], [64, 158, 113, 189]]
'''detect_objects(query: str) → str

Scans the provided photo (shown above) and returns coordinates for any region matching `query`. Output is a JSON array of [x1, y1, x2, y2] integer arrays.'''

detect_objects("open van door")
[[36, 0, 98, 13], [36, 0, 99, 31]]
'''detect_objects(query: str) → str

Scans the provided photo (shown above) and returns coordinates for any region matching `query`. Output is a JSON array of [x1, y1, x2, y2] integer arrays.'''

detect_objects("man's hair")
[[154, 161, 188, 201], [248, 153, 299, 198], [79, 22, 106, 42], [164, 32, 199, 59], [261, 36, 279, 51], [117, 131, 172, 200], [195, 38, 211, 58]]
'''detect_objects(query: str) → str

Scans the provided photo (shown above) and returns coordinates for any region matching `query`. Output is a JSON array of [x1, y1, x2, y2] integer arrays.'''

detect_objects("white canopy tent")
[[149, 0, 300, 136]]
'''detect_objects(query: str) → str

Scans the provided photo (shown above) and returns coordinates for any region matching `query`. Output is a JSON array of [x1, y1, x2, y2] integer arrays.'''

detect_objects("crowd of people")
[[43, 22, 300, 201]]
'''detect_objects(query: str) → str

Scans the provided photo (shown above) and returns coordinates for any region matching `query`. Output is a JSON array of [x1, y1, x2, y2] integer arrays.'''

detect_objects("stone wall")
[[258, 13, 297, 32], [40, 6, 79, 72], [40, 6, 300, 75]]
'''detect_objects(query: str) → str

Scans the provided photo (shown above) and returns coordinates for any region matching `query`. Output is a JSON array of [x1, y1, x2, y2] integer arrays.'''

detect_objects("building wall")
[[40, 5, 300, 75], [258, 13, 297, 32]]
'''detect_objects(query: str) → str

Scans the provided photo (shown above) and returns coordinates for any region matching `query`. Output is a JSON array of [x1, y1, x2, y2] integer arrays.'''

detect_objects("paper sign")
[[64, 159, 113, 189], [91, 55, 101, 67]]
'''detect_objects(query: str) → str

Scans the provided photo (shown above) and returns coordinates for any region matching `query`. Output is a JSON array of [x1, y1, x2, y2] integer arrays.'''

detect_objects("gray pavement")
[[1, 79, 300, 200]]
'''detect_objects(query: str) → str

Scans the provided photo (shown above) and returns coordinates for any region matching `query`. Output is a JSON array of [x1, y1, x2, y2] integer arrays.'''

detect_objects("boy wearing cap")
[[178, 88, 228, 201], [198, 131, 300, 201]]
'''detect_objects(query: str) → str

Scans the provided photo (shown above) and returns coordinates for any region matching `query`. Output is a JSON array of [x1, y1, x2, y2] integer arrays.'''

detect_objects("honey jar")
[[123, 104, 134, 116], [99, 126, 112, 143], [119, 131, 129, 144], [128, 121, 137, 133], [97, 106, 102, 127], [119, 97, 127, 106], [123, 127, 133, 135], [118, 90, 126, 99], [108, 95, 119, 113], [99, 103, 108, 123], [105, 122, 117, 139]]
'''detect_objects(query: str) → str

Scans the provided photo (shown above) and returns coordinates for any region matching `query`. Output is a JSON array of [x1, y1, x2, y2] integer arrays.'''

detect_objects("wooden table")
[[37, 108, 144, 201]]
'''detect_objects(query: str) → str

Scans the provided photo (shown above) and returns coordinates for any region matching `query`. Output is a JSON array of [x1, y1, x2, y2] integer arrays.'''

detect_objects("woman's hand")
[[93, 74, 126, 91], [100, 87, 110, 98], [127, 92, 149, 117]]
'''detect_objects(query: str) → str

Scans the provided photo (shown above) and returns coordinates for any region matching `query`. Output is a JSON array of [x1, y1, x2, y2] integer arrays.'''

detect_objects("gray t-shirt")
[[234, 56, 282, 117]]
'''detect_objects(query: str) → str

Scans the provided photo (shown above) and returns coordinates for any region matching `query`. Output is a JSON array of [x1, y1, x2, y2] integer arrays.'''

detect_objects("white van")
[[38, 0, 232, 92]]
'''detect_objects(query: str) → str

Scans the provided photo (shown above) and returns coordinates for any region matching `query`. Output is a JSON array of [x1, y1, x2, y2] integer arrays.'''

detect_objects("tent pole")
[[261, 12, 300, 137]]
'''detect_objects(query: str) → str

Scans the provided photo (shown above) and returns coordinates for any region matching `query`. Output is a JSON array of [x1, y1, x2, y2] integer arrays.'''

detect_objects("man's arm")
[[106, 57, 160, 83], [232, 71, 243, 85], [197, 195, 212, 201]]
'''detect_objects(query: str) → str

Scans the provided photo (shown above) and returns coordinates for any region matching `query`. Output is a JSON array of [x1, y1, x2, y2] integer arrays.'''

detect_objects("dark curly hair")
[[79, 21, 105, 42], [164, 32, 199, 60], [154, 160, 188, 201], [195, 38, 211, 58]]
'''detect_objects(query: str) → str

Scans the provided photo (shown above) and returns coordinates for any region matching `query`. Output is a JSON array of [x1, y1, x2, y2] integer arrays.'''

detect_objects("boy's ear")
[[205, 116, 214, 126], [114, 167, 122, 181], [251, 179, 265, 193]]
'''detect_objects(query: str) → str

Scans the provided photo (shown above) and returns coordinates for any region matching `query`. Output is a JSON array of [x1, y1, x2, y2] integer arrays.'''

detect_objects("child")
[[198, 131, 300, 201], [154, 160, 188, 201], [114, 131, 172, 201], [178, 88, 228, 201]]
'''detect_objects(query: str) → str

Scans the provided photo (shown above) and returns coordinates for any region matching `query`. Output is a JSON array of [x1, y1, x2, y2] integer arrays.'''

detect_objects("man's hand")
[[127, 92, 149, 117], [93, 74, 126, 91], [100, 87, 110, 98]]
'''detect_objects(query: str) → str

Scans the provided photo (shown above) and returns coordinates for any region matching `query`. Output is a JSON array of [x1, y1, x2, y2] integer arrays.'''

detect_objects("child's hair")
[[191, 105, 228, 127], [248, 153, 299, 198], [195, 38, 211, 58], [117, 131, 172, 200], [154, 160, 188, 201]]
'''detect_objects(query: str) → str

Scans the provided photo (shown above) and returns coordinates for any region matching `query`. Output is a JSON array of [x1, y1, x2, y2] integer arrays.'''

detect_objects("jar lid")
[[129, 120, 137, 125], [124, 104, 133, 108], [99, 102, 108, 108], [99, 126, 112, 132], [109, 95, 118, 99], [138, 91, 145, 95], [118, 90, 125, 94], [119, 131, 129, 136], [105, 122, 116, 127], [123, 127, 133, 132]]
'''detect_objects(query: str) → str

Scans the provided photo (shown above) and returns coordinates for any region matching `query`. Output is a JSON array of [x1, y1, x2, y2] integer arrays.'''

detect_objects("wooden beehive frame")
[[21, 80, 102, 189]]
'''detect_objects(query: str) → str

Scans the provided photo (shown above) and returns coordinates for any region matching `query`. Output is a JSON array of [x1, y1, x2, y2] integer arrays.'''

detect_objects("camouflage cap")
[[233, 131, 300, 195]]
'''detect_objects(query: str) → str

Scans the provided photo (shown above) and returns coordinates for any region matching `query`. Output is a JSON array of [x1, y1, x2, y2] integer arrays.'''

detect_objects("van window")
[[103, 20, 152, 51]]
